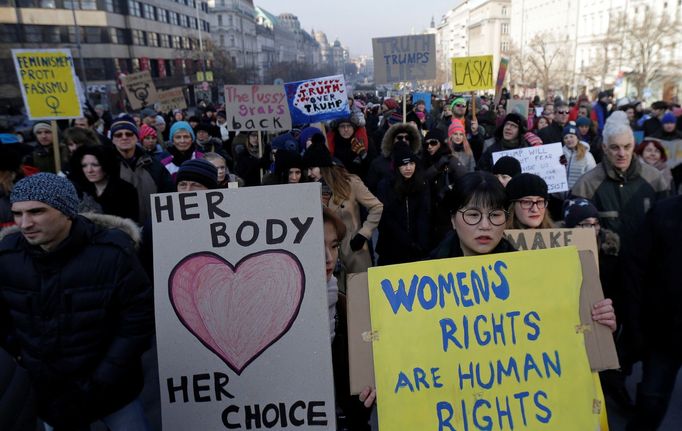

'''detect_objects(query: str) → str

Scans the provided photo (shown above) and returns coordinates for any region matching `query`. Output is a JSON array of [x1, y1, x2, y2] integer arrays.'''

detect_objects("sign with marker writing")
[[224, 84, 291, 131], [11, 48, 83, 120], [152, 183, 336, 430], [121, 70, 158, 110], [368, 247, 599, 430], [284, 75, 350, 125], [157, 87, 187, 113], [452, 55, 494, 92], [372, 34, 437, 84], [492, 143, 568, 193]]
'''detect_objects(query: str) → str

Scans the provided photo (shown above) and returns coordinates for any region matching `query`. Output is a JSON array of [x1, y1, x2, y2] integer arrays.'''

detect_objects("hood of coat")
[[381, 123, 422, 158]]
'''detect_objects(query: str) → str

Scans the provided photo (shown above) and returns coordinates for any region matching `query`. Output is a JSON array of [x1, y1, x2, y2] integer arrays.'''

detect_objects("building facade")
[[208, 0, 257, 70]]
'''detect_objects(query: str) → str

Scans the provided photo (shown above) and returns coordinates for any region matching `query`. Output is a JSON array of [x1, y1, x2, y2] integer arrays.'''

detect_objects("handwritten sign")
[[492, 143, 568, 192], [368, 247, 599, 430], [452, 55, 494, 92], [284, 75, 350, 124], [224, 84, 291, 131], [157, 87, 187, 113], [121, 70, 158, 110], [11, 48, 83, 120], [372, 34, 436, 84], [152, 183, 336, 430]]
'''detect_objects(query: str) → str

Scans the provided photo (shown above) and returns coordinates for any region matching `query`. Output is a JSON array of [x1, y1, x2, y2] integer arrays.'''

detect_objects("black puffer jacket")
[[0, 348, 36, 431], [0, 215, 153, 428]]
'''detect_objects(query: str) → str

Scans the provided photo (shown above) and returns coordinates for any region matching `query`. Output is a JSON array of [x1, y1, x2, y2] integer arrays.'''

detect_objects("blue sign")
[[412, 92, 431, 112], [284, 74, 350, 125]]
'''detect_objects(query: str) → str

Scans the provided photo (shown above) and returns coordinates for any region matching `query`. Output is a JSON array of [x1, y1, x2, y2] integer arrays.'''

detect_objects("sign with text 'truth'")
[[372, 34, 436, 84]]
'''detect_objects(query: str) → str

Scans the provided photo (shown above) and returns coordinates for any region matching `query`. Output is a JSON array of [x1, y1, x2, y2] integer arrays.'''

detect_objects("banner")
[[157, 87, 187, 113], [372, 34, 437, 84], [224, 84, 291, 131], [492, 143, 568, 193], [284, 75, 350, 124], [121, 70, 158, 110], [368, 248, 599, 430], [11, 48, 83, 120], [152, 183, 336, 430], [452, 55, 494, 92]]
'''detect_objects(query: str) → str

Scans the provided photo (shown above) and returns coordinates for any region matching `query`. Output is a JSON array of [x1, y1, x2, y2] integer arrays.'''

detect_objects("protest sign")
[[412, 92, 432, 112], [372, 34, 437, 84], [507, 99, 530, 120], [368, 247, 599, 430], [493, 56, 510, 107], [452, 55, 494, 92], [157, 87, 187, 113], [224, 84, 291, 131], [492, 142, 568, 193], [11, 48, 83, 120], [152, 183, 336, 430], [285, 75, 350, 124], [121, 70, 158, 110], [651, 137, 682, 169]]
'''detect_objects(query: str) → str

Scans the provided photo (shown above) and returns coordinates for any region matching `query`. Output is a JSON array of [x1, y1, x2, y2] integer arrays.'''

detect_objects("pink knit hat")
[[448, 119, 465, 137], [139, 124, 157, 140]]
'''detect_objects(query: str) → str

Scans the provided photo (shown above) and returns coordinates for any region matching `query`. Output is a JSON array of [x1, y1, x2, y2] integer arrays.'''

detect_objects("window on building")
[[502, 6, 507, 16], [158, 8, 167, 23], [0, 25, 19, 43], [501, 23, 509, 34], [39, 0, 56, 7], [104, 0, 125, 13], [501, 40, 510, 52], [169, 12, 179, 25], [220, 34, 224, 46], [84, 58, 106, 80], [230, 35, 235, 47], [132, 29, 144, 45], [228, 15, 233, 26], [84, 27, 103, 43], [147, 32, 158, 46], [23, 25, 43, 43], [179, 14, 188, 27], [218, 15, 222, 26], [143, 4, 156, 20], [159, 34, 170, 48], [190, 17, 197, 29], [171, 35, 181, 48], [44, 26, 62, 43], [128, 1, 141, 17]]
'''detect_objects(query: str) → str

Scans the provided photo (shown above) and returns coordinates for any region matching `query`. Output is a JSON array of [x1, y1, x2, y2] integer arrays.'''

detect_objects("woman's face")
[[578, 107, 588, 118], [36, 129, 53, 147], [537, 117, 549, 129], [513, 195, 547, 228], [398, 162, 416, 179], [450, 131, 464, 145], [142, 135, 157, 151], [578, 125, 589, 136], [641, 142, 662, 165], [67, 140, 80, 154], [563, 134, 578, 149], [209, 158, 227, 182], [173, 130, 193, 152], [288, 168, 302, 183], [426, 139, 441, 156], [324, 221, 340, 282], [503, 121, 519, 140], [338, 123, 354, 139], [174, 112, 184, 121], [451, 204, 507, 255], [308, 167, 322, 181], [81, 154, 106, 183], [442, 106, 452, 117], [577, 217, 601, 237]]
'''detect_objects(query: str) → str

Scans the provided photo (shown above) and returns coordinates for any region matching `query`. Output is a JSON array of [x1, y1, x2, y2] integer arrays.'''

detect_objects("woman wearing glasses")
[[506, 173, 555, 229]]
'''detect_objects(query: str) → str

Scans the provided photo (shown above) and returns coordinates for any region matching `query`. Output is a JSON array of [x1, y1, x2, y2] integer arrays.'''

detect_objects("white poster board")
[[224, 84, 291, 131], [492, 142, 568, 192], [152, 183, 336, 430]]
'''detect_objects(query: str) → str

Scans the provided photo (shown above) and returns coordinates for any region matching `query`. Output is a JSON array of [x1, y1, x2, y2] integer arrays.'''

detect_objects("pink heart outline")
[[168, 250, 305, 375]]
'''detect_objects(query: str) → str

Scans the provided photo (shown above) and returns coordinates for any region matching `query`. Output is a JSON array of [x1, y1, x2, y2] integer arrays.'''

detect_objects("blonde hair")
[[449, 133, 473, 156], [320, 165, 351, 204]]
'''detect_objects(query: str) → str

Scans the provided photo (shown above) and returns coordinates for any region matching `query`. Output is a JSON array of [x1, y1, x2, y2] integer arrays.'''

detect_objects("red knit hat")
[[139, 124, 157, 140], [448, 119, 465, 137], [383, 98, 399, 110]]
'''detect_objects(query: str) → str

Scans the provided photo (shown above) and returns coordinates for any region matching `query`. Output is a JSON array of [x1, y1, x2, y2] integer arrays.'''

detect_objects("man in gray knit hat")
[[0, 173, 153, 430]]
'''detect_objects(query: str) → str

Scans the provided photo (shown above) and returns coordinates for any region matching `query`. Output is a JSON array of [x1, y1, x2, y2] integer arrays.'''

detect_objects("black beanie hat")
[[506, 173, 548, 200], [275, 149, 304, 177], [492, 156, 522, 177], [176, 159, 218, 190], [562, 198, 599, 228], [392, 142, 417, 167], [424, 128, 446, 144], [0, 146, 20, 172], [302, 141, 333, 168]]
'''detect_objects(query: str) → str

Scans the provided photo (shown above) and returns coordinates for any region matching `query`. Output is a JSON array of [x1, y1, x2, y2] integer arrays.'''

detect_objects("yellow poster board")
[[368, 247, 600, 430], [452, 55, 494, 92], [12, 49, 83, 120]]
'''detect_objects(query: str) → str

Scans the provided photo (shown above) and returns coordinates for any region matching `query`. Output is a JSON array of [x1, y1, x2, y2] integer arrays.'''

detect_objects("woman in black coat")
[[375, 143, 430, 265], [69, 145, 139, 221]]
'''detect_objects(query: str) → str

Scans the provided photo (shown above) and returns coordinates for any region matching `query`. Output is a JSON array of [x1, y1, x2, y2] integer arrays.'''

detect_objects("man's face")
[[73, 117, 89, 129], [502, 121, 519, 140], [112, 129, 138, 156], [12, 201, 72, 251], [35, 129, 53, 147], [394, 132, 410, 145], [554, 106, 569, 126], [338, 122, 354, 139], [177, 181, 208, 192], [625, 108, 635, 121], [453, 102, 466, 117], [197, 130, 210, 142], [603, 132, 634, 172]]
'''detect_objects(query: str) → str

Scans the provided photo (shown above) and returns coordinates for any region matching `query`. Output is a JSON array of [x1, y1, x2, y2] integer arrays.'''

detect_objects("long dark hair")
[[445, 171, 507, 213]]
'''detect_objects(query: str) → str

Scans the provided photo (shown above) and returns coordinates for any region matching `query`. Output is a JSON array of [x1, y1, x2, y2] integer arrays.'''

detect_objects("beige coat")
[[328, 174, 383, 273]]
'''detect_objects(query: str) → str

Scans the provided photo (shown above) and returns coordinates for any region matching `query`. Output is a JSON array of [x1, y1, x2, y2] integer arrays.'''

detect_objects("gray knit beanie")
[[10, 173, 80, 218]]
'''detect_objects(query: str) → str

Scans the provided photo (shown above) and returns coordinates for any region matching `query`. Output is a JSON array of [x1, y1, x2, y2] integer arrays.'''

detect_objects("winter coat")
[[0, 189, 11, 230], [326, 127, 374, 180], [328, 175, 383, 273], [79, 178, 140, 221], [570, 156, 670, 252], [537, 121, 565, 145], [0, 214, 152, 428], [160, 147, 204, 181], [0, 348, 36, 431], [563, 142, 597, 189], [642, 116, 662, 138], [24, 144, 70, 174], [366, 123, 422, 193], [235, 147, 271, 187], [376, 174, 431, 265], [578, 130, 603, 164], [476, 136, 533, 172]]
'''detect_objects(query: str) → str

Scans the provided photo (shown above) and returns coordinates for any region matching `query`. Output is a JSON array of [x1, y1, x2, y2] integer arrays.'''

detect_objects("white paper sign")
[[492, 142, 568, 192], [152, 183, 336, 430]]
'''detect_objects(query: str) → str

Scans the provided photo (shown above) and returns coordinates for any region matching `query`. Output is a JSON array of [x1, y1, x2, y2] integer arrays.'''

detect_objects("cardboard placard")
[[11, 48, 83, 120], [224, 84, 291, 132], [346, 273, 375, 395], [451, 55, 494, 92], [411, 92, 432, 112], [368, 248, 599, 430], [503, 228, 598, 268], [372, 34, 437, 84], [157, 87, 187, 113], [651, 137, 682, 169], [507, 99, 530, 120], [152, 183, 336, 430], [121, 70, 158, 110], [492, 142, 568, 193], [284, 75, 350, 125]]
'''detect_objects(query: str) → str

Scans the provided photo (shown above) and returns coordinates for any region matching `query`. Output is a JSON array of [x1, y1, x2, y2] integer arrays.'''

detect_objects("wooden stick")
[[51, 120, 61, 174], [471, 92, 477, 123], [403, 87, 407, 123]]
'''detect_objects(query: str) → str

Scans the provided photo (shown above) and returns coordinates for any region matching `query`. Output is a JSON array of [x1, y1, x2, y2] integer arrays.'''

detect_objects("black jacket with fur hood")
[[366, 123, 422, 193], [0, 213, 152, 428]]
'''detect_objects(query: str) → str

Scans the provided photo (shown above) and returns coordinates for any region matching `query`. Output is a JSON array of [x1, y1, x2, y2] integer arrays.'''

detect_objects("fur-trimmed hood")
[[380, 123, 422, 158], [0, 212, 141, 247]]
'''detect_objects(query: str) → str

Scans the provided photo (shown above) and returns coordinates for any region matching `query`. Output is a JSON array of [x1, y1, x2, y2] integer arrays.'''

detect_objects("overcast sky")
[[254, 0, 454, 57]]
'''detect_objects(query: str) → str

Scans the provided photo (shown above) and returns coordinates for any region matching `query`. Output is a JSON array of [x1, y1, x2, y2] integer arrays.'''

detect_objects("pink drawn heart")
[[169, 251, 305, 375]]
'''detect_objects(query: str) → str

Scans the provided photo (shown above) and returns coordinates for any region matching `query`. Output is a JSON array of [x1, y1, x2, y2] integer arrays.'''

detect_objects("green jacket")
[[25, 144, 69, 174]]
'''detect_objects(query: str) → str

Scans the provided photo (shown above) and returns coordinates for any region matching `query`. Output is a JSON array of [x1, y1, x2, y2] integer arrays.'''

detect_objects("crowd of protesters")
[[1, 88, 681, 430]]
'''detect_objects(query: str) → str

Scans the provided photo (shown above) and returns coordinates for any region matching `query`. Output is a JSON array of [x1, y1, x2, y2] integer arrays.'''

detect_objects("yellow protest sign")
[[452, 55, 494, 92], [368, 247, 599, 430], [12, 49, 83, 120]]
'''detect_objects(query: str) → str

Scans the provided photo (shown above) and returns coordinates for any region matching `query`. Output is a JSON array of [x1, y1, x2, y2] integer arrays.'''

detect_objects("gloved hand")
[[559, 154, 567, 166], [436, 154, 451, 170], [349, 234, 367, 251]]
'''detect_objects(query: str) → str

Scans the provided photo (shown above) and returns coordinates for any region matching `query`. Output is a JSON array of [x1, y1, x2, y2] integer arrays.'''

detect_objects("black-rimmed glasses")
[[513, 199, 548, 210], [457, 208, 508, 226]]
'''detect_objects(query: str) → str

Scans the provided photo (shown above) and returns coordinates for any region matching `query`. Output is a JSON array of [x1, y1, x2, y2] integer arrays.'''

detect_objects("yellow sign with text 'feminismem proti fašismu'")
[[368, 247, 600, 431], [12, 49, 83, 120]]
